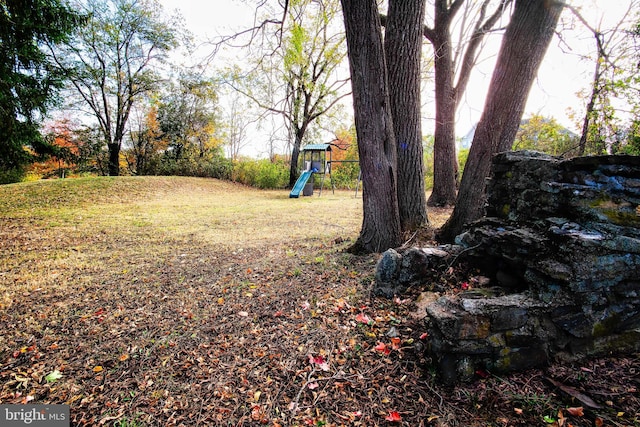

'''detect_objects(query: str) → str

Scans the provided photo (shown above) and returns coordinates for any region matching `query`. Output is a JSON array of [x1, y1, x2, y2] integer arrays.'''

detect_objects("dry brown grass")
[[2, 177, 636, 427]]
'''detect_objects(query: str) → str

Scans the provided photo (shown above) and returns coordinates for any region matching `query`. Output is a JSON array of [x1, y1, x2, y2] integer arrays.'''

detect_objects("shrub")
[[157, 155, 233, 179], [232, 158, 289, 189], [0, 167, 25, 184]]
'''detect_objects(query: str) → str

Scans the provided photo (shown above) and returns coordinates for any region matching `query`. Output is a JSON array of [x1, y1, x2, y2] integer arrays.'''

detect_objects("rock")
[[427, 151, 640, 382]]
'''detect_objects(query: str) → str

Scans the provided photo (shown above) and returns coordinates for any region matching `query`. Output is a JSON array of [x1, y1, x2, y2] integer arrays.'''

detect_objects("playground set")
[[288, 143, 360, 198]]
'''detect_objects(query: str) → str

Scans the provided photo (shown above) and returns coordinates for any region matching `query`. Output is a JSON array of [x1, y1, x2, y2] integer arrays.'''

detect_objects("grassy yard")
[[1, 177, 638, 426]]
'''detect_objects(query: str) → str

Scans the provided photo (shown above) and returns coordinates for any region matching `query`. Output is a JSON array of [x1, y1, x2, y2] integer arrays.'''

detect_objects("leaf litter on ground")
[[0, 177, 639, 426]]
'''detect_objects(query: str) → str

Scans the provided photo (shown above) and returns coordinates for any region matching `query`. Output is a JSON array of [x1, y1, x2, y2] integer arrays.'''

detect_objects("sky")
[[158, 0, 636, 156]]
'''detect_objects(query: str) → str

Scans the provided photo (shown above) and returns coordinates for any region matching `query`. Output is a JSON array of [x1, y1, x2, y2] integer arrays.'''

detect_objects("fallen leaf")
[[545, 377, 601, 408], [385, 411, 402, 422], [92, 365, 103, 373], [374, 342, 391, 355], [514, 407, 523, 415], [594, 417, 604, 427], [119, 354, 129, 362], [566, 407, 584, 417], [355, 313, 373, 324], [307, 382, 319, 390], [238, 311, 249, 317], [308, 354, 330, 371], [390, 337, 402, 350], [45, 370, 63, 383], [419, 332, 429, 340]]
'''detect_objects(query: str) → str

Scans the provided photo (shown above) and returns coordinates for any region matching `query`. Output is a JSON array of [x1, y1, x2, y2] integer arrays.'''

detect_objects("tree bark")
[[425, 0, 513, 208], [107, 142, 120, 176], [385, 0, 429, 231], [438, 0, 563, 242], [426, 0, 460, 208], [341, 0, 402, 253], [578, 49, 603, 156]]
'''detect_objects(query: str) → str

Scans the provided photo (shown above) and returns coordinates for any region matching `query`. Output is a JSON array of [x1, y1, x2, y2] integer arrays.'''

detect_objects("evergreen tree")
[[0, 0, 82, 182]]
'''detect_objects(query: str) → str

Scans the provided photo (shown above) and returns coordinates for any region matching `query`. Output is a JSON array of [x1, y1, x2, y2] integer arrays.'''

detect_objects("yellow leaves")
[[119, 353, 129, 362], [92, 365, 103, 373]]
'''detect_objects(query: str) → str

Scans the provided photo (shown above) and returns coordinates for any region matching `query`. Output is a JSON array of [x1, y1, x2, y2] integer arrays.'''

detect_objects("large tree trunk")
[[107, 142, 120, 176], [288, 132, 303, 189], [426, 1, 459, 208], [428, 30, 459, 208], [341, 0, 402, 253], [385, 0, 429, 231], [438, 0, 563, 242]]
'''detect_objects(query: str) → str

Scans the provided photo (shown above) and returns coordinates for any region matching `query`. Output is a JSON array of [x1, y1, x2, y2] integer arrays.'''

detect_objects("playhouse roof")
[[302, 143, 331, 152]]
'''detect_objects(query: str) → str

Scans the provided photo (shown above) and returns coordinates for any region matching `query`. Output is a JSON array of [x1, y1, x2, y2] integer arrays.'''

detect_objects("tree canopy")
[[51, 0, 179, 176], [0, 0, 83, 183]]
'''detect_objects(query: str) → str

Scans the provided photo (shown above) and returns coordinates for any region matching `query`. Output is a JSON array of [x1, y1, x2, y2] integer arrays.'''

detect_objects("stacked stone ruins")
[[375, 151, 640, 382]]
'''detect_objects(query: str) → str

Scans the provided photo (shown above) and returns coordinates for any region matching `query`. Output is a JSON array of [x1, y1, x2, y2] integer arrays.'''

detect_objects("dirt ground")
[[0, 177, 638, 426]]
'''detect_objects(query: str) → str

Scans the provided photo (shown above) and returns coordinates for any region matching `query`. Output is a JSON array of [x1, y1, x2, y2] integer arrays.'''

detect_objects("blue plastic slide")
[[289, 170, 313, 198]]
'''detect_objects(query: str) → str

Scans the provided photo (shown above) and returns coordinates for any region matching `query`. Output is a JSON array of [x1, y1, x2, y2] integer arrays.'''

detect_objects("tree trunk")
[[107, 142, 120, 176], [288, 128, 304, 189], [428, 29, 459, 208], [385, 0, 429, 231], [341, 0, 402, 253], [438, 0, 563, 242], [578, 53, 602, 156]]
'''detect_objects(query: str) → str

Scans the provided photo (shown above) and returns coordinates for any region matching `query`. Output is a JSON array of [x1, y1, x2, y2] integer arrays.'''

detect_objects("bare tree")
[[224, 92, 255, 161], [439, 0, 563, 241], [566, 1, 639, 155], [423, 0, 513, 207], [216, 0, 349, 187]]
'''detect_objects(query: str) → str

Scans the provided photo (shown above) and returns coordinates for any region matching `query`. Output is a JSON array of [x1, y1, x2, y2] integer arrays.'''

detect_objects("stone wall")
[[376, 151, 640, 383]]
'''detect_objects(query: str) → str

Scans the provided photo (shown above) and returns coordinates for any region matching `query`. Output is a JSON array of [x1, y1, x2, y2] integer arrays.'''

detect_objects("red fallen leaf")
[[374, 342, 391, 355], [308, 354, 330, 371], [595, 417, 604, 427], [385, 411, 402, 422], [355, 313, 373, 324], [94, 307, 106, 316], [273, 310, 285, 317], [419, 332, 429, 340], [475, 369, 490, 379], [461, 282, 470, 290], [566, 407, 584, 417], [390, 337, 402, 350]]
